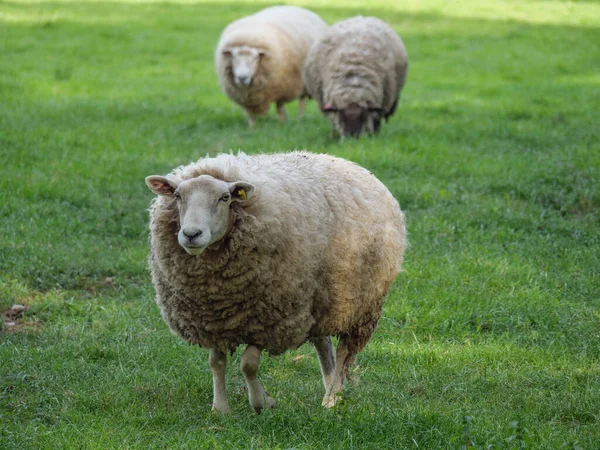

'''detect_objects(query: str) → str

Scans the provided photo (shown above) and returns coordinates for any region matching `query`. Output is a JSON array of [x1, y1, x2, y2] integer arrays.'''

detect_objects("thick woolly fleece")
[[303, 16, 408, 117], [148, 152, 406, 356], [215, 6, 328, 116]]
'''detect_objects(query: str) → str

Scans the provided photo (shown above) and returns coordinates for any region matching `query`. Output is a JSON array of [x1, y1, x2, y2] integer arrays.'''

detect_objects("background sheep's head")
[[322, 102, 384, 138], [221, 45, 268, 87], [146, 174, 254, 255]]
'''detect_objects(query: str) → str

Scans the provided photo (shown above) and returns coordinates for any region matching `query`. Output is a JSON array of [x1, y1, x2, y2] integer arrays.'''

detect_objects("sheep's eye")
[[220, 194, 230, 202], [173, 192, 181, 199]]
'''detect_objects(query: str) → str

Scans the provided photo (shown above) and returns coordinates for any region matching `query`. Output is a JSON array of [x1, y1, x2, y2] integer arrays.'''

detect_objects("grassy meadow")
[[1, 0, 599, 448]]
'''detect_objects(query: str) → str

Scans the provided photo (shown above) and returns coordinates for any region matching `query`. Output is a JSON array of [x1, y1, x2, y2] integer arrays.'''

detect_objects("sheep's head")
[[146, 174, 255, 256], [322, 102, 384, 138], [221, 46, 268, 87]]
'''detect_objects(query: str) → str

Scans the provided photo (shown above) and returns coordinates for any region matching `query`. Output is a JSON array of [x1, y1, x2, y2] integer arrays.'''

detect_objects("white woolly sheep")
[[215, 6, 328, 127], [303, 16, 408, 138], [145, 151, 406, 413]]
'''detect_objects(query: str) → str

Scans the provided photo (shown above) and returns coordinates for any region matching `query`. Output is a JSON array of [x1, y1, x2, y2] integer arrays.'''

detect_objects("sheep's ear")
[[321, 103, 338, 113], [229, 182, 255, 202], [146, 176, 178, 196]]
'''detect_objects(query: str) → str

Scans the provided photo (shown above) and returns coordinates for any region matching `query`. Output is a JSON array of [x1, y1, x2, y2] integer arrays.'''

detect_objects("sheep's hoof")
[[212, 403, 230, 414], [252, 393, 275, 414], [321, 392, 341, 408], [322, 396, 335, 408]]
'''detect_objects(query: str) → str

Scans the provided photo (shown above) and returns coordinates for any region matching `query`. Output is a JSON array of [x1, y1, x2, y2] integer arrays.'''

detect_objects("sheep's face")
[[322, 103, 384, 138], [146, 175, 255, 256], [222, 46, 268, 87]]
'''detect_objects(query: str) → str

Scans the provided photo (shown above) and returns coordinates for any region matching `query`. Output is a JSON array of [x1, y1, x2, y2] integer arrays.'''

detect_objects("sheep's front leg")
[[244, 110, 256, 127], [241, 345, 275, 413], [312, 336, 335, 390], [209, 348, 230, 414], [276, 101, 287, 121]]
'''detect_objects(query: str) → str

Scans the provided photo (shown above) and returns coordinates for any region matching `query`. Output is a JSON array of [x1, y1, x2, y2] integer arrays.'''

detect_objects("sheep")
[[303, 16, 408, 138], [145, 151, 406, 413], [215, 6, 328, 127]]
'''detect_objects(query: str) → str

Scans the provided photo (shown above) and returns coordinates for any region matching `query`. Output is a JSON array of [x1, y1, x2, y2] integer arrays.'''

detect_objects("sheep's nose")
[[236, 75, 250, 85], [182, 229, 203, 240]]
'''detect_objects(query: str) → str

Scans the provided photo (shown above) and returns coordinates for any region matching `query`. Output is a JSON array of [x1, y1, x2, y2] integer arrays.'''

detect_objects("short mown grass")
[[1, 0, 599, 448]]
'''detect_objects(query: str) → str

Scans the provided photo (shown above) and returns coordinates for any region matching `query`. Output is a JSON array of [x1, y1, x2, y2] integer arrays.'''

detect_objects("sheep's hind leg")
[[297, 96, 306, 119], [276, 101, 287, 121], [209, 348, 230, 414], [312, 336, 335, 390], [241, 345, 275, 413], [322, 336, 354, 408]]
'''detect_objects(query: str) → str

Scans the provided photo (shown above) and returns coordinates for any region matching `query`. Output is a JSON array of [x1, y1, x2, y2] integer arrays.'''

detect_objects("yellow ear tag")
[[237, 189, 247, 200]]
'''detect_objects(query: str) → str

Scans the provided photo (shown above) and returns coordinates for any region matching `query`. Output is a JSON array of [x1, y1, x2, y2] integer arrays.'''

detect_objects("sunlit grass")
[[4, 0, 600, 26]]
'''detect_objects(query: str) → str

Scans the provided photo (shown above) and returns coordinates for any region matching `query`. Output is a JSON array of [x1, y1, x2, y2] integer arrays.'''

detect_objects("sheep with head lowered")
[[303, 16, 408, 138], [145, 151, 406, 413], [215, 6, 328, 127]]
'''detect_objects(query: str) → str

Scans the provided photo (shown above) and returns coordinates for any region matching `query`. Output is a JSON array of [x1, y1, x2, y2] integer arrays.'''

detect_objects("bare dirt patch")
[[1, 304, 34, 334]]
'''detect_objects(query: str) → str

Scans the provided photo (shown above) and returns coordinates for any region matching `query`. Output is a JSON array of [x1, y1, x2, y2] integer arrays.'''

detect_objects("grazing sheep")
[[303, 16, 408, 138], [215, 6, 328, 126], [145, 151, 406, 413]]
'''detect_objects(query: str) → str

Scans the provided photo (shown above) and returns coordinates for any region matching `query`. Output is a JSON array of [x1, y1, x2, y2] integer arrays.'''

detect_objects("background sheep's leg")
[[240, 345, 275, 413], [244, 110, 256, 127], [321, 337, 352, 408], [209, 348, 230, 414], [329, 127, 339, 140], [297, 97, 306, 119], [312, 336, 335, 389], [276, 101, 287, 121]]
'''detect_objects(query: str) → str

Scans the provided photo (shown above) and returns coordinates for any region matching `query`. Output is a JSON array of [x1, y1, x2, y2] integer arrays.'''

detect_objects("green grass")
[[1, 0, 599, 448]]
